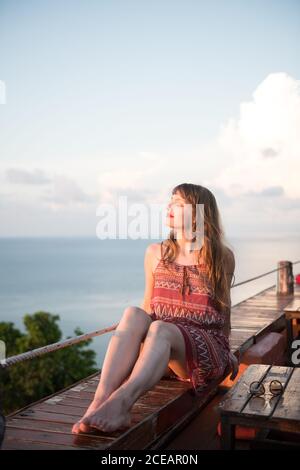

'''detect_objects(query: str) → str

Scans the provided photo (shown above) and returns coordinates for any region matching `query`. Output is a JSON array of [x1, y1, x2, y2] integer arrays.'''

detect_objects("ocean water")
[[0, 236, 299, 366]]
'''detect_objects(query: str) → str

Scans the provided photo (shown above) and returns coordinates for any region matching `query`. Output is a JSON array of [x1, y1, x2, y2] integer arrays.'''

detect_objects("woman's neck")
[[175, 241, 204, 263], [175, 235, 203, 257]]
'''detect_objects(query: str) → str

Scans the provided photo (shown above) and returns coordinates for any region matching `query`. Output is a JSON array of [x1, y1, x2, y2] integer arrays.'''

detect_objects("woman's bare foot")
[[78, 389, 132, 433], [72, 393, 110, 434]]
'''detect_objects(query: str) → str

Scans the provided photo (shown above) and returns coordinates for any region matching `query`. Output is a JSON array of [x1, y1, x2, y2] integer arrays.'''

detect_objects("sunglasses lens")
[[270, 380, 283, 396], [250, 381, 264, 396]]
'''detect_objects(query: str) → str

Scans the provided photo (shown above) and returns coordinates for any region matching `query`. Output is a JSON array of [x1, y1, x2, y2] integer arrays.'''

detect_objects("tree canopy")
[[0, 311, 98, 415]]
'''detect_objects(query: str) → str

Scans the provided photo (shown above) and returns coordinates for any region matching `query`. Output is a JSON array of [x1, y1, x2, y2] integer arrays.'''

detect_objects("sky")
[[0, 0, 300, 238]]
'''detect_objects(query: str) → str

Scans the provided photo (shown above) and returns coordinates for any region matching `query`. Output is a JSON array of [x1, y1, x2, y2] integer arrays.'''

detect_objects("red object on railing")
[[296, 274, 300, 285]]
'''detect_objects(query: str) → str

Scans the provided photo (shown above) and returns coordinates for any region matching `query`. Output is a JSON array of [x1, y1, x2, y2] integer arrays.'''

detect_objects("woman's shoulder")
[[145, 242, 162, 258], [145, 242, 163, 273]]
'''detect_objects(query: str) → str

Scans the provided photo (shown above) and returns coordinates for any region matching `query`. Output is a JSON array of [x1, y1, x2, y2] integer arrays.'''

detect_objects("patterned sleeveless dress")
[[149, 258, 233, 396]]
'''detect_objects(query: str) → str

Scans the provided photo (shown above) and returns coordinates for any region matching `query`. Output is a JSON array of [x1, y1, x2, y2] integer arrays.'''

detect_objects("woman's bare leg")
[[79, 320, 186, 433], [72, 306, 152, 433]]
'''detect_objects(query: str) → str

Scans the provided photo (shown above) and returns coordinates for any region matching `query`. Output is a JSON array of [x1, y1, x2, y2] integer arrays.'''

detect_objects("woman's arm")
[[139, 244, 155, 314]]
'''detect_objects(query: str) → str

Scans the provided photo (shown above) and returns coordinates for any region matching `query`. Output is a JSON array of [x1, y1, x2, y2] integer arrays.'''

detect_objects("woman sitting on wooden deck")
[[72, 182, 238, 434]]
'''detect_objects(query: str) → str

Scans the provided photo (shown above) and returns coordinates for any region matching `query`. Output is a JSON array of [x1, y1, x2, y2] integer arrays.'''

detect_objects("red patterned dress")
[[149, 258, 234, 396]]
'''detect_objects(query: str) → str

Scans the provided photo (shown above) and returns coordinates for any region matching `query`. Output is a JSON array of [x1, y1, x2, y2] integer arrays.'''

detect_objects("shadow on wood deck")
[[2, 283, 299, 450]]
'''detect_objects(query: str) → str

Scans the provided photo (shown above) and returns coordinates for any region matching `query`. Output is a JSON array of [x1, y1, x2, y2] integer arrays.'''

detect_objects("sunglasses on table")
[[249, 379, 284, 397]]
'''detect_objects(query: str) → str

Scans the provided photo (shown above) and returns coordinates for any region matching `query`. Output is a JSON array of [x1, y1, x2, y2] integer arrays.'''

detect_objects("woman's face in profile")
[[166, 192, 192, 231]]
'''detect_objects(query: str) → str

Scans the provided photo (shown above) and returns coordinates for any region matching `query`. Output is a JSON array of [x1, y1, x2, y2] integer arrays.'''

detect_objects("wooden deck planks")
[[2, 283, 299, 450]]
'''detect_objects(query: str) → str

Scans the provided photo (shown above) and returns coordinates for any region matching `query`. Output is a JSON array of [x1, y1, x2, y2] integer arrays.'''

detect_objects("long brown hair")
[[160, 183, 235, 313]]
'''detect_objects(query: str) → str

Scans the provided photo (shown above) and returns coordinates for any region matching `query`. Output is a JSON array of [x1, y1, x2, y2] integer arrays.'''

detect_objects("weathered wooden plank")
[[2, 440, 80, 450], [229, 329, 255, 354], [4, 370, 102, 420], [3, 427, 109, 449], [283, 299, 300, 313], [5, 418, 115, 446], [43, 396, 92, 408], [232, 310, 283, 319], [16, 404, 159, 427], [218, 364, 270, 415], [6, 417, 112, 437], [242, 366, 293, 418], [272, 368, 300, 422]]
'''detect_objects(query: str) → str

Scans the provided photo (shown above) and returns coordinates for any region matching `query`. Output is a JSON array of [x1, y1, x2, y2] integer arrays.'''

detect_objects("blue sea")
[[0, 236, 299, 366]]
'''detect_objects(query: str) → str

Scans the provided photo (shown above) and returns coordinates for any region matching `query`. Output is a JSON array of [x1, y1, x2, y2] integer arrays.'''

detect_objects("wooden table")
[[284, 299, 300, 364], [218, 364, 300, 450]]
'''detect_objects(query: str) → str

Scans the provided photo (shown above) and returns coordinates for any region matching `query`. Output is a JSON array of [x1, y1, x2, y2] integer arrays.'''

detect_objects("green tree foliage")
[[0, 311, 98, 415]]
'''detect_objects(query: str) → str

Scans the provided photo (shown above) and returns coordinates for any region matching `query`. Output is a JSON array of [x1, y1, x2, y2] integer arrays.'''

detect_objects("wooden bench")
[[1, 284, 298, 450], [1, 371, 229, 450], [218, 364, 300, 450]]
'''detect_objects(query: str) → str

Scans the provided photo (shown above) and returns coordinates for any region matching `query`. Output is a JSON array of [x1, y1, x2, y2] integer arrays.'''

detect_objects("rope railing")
[[1, 259, 299, 369], [232, 260, 300, 288], [0, 324, 119, 369]]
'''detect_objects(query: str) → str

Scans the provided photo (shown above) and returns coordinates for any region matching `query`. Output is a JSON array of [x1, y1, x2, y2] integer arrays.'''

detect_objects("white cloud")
[[6, 168, 51, 185], [210, 72, 300, 199], [1, 73, 300, 236], [96, 151, 168, 205], [42, 175, 97, 210], [2, 166, 97, 211]]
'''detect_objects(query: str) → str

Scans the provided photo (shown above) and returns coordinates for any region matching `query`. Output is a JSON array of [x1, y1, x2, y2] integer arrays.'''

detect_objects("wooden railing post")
[[277, 260, 294, 296]]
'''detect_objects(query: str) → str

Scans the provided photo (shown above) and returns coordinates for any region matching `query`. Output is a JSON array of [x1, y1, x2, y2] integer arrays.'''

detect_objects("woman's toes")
[[78, 419, 95, 433], [71, 423, 79, 434], [71, 421, 81, 434]]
